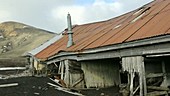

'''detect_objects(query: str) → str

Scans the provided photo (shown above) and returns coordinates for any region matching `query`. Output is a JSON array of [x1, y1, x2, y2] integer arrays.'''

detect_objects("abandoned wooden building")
[[25, 35, 62, 75], [29, 0, 170, 95]]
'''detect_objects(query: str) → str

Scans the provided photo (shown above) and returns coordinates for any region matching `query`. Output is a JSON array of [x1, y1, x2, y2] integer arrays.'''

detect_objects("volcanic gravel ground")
[[79, 86, 119, 96], [0, 76, 76, 96], [0, 76, 120, 96]]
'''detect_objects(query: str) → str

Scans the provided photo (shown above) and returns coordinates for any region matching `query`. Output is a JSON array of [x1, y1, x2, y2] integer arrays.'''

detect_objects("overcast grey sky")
[[0, 0, 153, 33]]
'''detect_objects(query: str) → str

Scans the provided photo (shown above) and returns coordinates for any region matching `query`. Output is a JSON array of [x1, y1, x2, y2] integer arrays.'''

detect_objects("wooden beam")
[[161, 60, 167, 87], [54, 62, 58, 68], [72, 75, 84, 87], [130, 72, 135, 96], [0, 83, 18, 88], [58, 62, 61, 74], [142, 59, 147, 96], [146, 73, 164, 78], [61, 61, 64, 80], [147, 91, 168, 96], [139, 72, 143, 96], [133, 85, 139, 95], [49, 78, 62, 87], [47, 82, 84, 96], [147, 86, 169, 91]]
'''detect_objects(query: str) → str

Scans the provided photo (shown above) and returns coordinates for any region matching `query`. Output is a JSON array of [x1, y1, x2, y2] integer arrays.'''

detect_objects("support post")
[[161, 60, 167, 87], [139, 72, 143, 96], [141, 59, 147, 96], [130, 72, 135, 96], [58, 62, 61, 74], [61, 61, 64, 80]]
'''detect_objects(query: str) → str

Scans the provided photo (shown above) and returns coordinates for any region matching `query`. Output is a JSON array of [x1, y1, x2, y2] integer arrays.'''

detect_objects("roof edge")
[[47, 34, 170, 63]]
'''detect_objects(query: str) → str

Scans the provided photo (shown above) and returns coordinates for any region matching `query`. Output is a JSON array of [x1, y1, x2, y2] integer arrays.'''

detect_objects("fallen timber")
[[0, 83, 18, 88]]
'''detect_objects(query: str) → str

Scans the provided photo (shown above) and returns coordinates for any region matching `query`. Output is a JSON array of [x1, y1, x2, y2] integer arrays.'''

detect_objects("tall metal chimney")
[[67, 13, 74, 48]]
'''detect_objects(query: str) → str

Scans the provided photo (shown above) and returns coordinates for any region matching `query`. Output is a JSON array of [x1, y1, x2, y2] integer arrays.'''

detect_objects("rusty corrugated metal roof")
[[36, 0, 170, 60]]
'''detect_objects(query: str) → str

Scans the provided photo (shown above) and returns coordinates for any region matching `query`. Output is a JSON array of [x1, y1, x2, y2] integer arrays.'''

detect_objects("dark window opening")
[[120, 72, 128, 84]]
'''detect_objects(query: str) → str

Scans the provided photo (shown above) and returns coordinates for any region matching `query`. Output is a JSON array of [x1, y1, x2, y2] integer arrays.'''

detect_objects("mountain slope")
[[0, 21, 56, 58]]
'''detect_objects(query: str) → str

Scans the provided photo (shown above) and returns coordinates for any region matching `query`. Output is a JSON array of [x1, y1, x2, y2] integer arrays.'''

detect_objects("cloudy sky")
[[0, 0, 153, 33]]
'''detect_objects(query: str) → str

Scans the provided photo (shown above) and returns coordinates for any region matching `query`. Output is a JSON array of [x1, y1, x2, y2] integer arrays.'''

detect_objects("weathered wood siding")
[[64, 60, 84, 88], [0, 58, 27, 67], [33, 58, 38, 70], [81, 59, 120, 88]]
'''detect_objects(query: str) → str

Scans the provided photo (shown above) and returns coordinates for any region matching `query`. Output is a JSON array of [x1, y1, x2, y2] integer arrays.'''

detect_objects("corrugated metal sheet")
[[36, 0, 170, 59], [27, 34, 62, 56]]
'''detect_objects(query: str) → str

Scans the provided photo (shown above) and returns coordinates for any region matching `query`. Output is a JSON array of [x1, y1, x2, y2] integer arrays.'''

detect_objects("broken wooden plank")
[[0, 67, 26, 71], [130, 72, 135, 96], [34, 92, 40, 95], [72, 76, 84, 87], [146, 73, 164, 78], [0, 83, 18, 88], [49, 78, 62, 87], [47, 82, 84, 96], [47, 82, 60, 88], [147, 91, 168, 96], [61, 61, 64, 80], [133, 85, 139, 95], [147, 86, 169, 91], [58, 62, 61, 74]]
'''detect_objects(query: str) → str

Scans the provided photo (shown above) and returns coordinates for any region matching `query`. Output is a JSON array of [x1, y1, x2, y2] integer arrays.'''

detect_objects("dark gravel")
[[79, 86, 119, 96], [0, 76, 120, 96], [0, 76, 77, 96]]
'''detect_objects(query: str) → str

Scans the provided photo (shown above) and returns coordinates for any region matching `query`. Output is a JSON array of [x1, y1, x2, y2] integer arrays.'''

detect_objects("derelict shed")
[[34, 0, 170, 95], [24, 35, 61, 75]]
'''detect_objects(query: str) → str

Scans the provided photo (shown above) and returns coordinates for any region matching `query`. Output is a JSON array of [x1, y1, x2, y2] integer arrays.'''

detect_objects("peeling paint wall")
[[81, 59, 120, 88]]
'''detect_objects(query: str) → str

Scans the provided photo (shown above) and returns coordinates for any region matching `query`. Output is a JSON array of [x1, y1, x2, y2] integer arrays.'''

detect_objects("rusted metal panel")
[[35, 36, 67, 59], [68, 22, 107, 51], [85, 12, 135, 49], [140, 11, 170, 37], [127, 10, 170, 42], [35, 26, 82, 59], [148, 0, 170, 16], [166, 28, 170, 34], [100, 11, 146, 46], [76, 23, 116, 50]]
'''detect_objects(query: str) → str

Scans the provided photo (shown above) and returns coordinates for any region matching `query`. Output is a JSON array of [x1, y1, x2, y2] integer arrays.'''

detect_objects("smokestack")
[[67, 13, 74, 48]]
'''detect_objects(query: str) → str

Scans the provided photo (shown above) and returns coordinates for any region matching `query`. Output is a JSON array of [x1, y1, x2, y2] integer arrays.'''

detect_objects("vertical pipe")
[[67, 13, 72, 31], [67, 13, 74, 47]]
